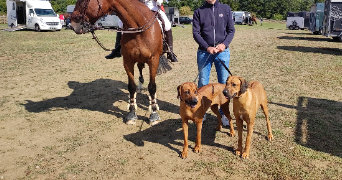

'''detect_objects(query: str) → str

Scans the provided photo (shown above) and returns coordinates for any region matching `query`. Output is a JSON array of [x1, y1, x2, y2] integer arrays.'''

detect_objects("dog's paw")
[[242, 152, 249, 159], [268, 134, 274, 141], [235, 149, 242, 156], [229, 131, 235, 137], [193, 146, 201, 153], [180, 152, 188, 159]]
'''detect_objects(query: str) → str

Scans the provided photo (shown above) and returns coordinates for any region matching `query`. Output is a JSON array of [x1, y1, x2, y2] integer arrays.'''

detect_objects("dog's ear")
[[239, 77, 248, 94], [177, 85, 181, 99]]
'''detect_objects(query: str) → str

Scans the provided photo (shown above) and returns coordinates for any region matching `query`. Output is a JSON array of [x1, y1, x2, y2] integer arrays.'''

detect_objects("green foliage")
[[179, 6, 192, 16], [272, 13, 284, 20], [0, 0, 328, 20]]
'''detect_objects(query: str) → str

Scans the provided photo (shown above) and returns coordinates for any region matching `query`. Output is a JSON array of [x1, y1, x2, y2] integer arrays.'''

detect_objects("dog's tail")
[[157, 54, 172, 75]]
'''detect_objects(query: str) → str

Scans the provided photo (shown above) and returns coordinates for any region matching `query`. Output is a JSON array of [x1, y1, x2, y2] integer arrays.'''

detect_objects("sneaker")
[[202, 113, 207, 122], [221, 115, 230, 126]]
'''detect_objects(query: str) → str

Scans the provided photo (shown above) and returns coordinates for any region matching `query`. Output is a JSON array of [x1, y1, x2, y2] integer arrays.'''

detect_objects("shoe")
[[105, 50, 121, 59], [202, 113, 207, 122], [221, 115, 230, 126]]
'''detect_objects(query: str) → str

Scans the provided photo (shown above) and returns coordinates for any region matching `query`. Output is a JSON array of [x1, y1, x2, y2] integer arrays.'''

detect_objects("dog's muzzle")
[[223, 89, 236, 99], [185, 98, 198, 108]]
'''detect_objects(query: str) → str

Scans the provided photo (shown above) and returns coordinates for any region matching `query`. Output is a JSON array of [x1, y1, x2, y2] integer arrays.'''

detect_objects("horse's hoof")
[[126, 110, 137, 125], [149, 112, 161, 126]]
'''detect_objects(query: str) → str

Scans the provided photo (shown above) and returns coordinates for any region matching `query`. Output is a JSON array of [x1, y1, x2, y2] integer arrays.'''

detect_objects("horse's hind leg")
[[124, 61, 138, 125], [137, 63, 145, 93], [148, 57, 161, 125]]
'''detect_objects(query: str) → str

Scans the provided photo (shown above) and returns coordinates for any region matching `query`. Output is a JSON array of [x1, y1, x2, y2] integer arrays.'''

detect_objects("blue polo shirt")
[[193, 0, 235, 51]]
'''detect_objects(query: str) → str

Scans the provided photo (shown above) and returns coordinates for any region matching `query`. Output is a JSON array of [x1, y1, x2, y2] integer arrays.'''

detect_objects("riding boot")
[[105, 32, 122, 59], [165, 30, 178, 62]]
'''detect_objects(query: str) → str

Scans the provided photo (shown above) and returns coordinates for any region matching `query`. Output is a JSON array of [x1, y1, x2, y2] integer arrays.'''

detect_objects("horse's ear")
[[177, 85, 182, 99], [239, 77, 248, 94]]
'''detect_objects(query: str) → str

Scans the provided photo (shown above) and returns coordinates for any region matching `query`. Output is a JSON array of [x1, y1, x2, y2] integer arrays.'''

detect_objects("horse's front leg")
[[148, 58, 161, 126], [124, 61, 138, 125], [137, 63, 145, 93]]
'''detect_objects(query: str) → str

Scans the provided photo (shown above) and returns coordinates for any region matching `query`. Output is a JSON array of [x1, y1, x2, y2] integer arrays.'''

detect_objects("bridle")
[[71, 0, 160, 51]]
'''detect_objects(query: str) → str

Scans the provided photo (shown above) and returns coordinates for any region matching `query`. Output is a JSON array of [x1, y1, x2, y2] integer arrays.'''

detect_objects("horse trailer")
[[309, 3, 325, 34], [233, 11, 250, 25], [5, 0, 62, 32], [322, 0, 342, 42], [287, 11, 309, 30]]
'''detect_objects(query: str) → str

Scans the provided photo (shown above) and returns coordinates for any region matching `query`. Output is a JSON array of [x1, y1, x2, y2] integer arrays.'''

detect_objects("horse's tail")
[[157, 54, 172, 75]]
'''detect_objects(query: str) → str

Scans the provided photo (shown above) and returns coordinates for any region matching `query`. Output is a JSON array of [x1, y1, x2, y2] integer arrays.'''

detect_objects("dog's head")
[[177, 82, 198, 108], [223, 76, 248, 99]]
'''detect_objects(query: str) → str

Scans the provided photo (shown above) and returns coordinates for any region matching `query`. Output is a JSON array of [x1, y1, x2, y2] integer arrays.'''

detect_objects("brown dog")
[[223, 76, 274, 159], [177, 82, 235, 159]]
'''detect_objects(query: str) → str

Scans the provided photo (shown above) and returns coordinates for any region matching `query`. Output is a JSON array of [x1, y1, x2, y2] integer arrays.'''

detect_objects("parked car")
[[179, 16, 192, 24]]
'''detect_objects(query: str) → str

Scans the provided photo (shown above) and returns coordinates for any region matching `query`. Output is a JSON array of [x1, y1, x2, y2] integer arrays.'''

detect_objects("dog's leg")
[[242, 118, 255, 159], [181, 120, 189, 159], [235, 115, 243, 157], [221, 102, 235, 137], [211, 104, 222, 131], [261, 103, 274, 141], [194, 121, 203, 153]]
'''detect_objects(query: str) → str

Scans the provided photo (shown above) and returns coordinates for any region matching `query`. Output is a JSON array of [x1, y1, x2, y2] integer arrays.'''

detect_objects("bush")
[[272, 13, 284, 20], [179, 6, 191, 16]]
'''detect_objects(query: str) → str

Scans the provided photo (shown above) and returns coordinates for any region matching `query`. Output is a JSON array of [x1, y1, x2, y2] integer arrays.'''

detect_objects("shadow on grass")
[[270, 97, 342, 158], [123, 113, 235, 157], [277, 46, 342, 56], [22, 79, 179, 123], [277, 36, 334, 42]]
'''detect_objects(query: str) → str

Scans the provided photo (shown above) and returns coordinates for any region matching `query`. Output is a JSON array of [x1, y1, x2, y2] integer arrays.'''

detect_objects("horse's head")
[[70, 0, 110, 34]]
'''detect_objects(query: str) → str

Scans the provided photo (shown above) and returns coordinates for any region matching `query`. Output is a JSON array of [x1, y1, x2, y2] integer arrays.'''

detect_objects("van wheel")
[[35, 24, 41, 32]]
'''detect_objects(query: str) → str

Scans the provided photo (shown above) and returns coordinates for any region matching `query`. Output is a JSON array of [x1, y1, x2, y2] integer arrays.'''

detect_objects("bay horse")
[[70, 0, 170, 125]]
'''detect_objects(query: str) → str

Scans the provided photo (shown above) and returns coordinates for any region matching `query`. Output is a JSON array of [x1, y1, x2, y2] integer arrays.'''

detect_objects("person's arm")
[[156, 0, 163, 6], [221, 7, 235, 49], [192, 10, 210, 51]]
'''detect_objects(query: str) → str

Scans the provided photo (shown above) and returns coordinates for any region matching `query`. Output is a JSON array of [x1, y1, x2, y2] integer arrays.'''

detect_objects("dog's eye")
[[232, 83, 236, 87], [194, 90, 197, 94], [186, 90, 190, 94]]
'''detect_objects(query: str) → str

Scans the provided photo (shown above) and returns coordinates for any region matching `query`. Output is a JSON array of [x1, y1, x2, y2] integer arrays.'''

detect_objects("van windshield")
[[34, 9, 56, 17]]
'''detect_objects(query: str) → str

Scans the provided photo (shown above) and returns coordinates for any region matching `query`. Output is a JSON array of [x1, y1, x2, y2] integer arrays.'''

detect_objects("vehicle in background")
[[164, 6, 180, 27], [233, 11, 250, 25], [179, 16, 192, 24], [309, 3, 325, 34], [5, 0, 62, 32], [95, 12, 119, 29], [286, 11, 308, 30], [286, 17, 304, 30], [322, 0, 342, 42], [66, 5, 119, 29]]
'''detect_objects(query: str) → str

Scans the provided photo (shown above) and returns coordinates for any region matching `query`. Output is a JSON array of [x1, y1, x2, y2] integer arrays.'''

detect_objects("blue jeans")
[[197, 48, 231, 88]]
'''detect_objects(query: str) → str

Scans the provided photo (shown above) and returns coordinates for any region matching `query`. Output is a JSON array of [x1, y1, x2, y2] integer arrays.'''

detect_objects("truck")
[[286, 11, 309, 30], [164, 6, 180, 27], [233, 11, 250, 25], [322, 0, 342, 42], [286, 17, 304, 30], [309, 3, 325, 34], [6, 0, 62, 32], [66, 5, 119, 29]]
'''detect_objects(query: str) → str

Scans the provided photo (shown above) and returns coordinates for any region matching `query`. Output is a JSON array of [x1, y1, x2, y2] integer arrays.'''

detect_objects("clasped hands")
[[207, 44, 226, 54]]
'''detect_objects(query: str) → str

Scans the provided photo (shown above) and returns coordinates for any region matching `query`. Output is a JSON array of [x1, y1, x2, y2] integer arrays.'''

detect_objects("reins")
[[72, 0, 160, 51]]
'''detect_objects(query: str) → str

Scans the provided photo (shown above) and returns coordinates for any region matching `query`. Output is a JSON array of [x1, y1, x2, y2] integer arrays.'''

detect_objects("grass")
[[0, 21, 342, 179]]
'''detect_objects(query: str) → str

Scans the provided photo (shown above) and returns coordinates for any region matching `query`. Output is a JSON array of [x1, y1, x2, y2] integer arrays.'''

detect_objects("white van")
[[95, 12, 119, 29], [6, 0, 62, 31]]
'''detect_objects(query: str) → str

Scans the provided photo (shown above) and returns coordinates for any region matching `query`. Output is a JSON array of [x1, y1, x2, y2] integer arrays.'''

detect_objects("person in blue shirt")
[[192, 0, 235, 123]]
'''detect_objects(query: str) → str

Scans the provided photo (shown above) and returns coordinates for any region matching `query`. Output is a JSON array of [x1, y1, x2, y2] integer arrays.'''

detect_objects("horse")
[[251, 16, 257, 25], [70, 0, 170, 125]]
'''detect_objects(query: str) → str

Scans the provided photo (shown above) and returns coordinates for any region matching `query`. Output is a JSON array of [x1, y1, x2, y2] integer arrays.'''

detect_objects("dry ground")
[[0, 21, 342, 179]]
